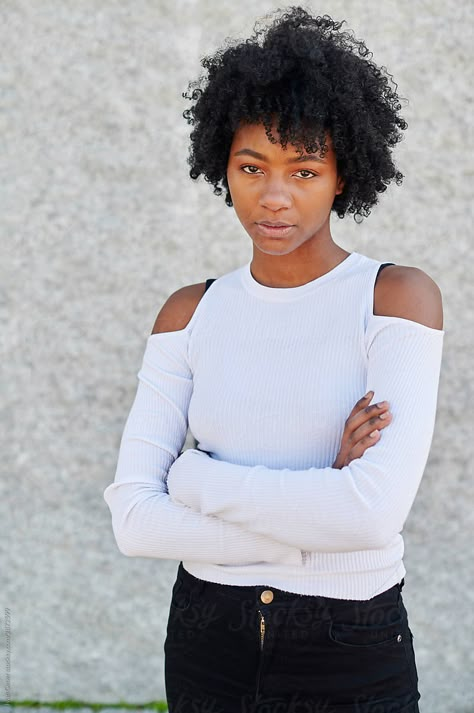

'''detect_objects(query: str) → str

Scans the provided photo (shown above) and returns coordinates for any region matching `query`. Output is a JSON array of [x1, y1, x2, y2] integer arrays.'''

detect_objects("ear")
[[336, 175, 345, 195]]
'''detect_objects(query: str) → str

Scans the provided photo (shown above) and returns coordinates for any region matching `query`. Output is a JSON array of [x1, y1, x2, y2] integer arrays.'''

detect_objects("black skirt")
[[164, 561, 420, 713]]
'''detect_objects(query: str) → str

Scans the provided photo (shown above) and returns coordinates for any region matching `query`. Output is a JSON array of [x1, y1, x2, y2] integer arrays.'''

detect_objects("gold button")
[[260, 590, 274, 604]]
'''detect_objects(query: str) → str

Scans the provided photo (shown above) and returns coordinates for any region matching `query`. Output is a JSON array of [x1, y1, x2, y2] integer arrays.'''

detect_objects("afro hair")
[[182, 5, 408, 223]]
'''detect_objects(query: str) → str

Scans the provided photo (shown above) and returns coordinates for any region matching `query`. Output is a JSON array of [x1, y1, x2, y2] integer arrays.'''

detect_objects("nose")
[[258, 180, 292, 211]]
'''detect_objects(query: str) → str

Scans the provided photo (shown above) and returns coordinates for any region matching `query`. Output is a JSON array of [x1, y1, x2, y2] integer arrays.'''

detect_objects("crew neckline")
[[240, 251, 362, 301]]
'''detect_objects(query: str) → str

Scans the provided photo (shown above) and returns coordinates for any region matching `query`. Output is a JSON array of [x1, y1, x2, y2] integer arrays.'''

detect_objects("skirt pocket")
[[328, 614, 405, 648], [326, 610, 419, 704]]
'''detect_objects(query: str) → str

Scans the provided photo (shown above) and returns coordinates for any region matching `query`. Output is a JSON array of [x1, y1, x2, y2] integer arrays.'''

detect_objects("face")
[[226, 120, 345, 258]]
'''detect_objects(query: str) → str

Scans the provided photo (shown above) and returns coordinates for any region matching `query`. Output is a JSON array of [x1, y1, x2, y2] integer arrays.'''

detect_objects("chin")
[[253, 241, 297, 256]]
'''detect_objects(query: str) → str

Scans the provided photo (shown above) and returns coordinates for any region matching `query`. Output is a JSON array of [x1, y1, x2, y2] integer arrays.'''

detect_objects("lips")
[[255, 222, 296, 238], [257, 221, 294, 227]]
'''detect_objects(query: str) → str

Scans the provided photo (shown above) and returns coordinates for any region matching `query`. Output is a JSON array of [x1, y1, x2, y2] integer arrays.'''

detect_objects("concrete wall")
[[1, 1, 472, 711]]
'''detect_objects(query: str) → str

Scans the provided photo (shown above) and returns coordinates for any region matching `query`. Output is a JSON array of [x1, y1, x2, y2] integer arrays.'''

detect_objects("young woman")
[[103, 7, 444, 712]]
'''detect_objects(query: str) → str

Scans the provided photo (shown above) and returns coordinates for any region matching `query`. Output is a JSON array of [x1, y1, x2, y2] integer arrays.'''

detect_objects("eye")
[[240, 165, 318, 179], [296, 169, 318, 179], [241, 165, 263, 175]]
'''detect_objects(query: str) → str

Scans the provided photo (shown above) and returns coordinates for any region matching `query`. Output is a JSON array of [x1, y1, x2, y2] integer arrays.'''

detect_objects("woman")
[[103, 7, 444, 712]]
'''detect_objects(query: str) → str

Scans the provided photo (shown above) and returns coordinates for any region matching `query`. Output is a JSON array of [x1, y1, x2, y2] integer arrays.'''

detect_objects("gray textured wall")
[[2, 1, 473, 711]]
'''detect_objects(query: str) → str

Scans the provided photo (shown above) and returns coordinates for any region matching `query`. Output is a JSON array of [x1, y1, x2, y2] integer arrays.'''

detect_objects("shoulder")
[[151, 282, 208, 334], [373, 264, 444, 330]]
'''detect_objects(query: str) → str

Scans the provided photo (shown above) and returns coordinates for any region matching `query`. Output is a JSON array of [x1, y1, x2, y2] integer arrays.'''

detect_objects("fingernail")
[[365, 390, 374, 398]]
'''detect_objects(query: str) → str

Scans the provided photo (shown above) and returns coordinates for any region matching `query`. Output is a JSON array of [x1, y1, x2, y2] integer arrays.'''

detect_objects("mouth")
[[255, 222, 295, 237]]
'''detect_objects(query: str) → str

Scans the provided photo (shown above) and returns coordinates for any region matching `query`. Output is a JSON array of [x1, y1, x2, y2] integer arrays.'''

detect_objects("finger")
[[347, 391, 374, 418], [351, 409, 392, 443], [348, 400, 390, 431], [346, 429, 382, 464]]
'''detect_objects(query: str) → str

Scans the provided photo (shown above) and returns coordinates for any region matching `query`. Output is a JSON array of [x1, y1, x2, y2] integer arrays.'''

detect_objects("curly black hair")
[[182, 5, 408, 222]]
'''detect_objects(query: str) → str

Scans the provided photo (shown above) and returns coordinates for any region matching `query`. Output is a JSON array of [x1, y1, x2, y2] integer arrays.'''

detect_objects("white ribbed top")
[[103, 251, 444, 600]]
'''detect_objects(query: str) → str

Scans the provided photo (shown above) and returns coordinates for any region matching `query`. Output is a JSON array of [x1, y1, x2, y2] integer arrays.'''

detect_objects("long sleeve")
[[103, 331, 302, 566], [167, 315, 444, 553]]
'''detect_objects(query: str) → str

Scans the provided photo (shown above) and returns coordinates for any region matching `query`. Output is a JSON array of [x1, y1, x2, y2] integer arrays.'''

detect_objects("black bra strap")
[[204, 278, 216, 293], [375, 262, 395, 286]]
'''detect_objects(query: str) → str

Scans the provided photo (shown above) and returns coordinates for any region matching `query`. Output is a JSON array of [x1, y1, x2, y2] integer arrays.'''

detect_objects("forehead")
[[230, 120, 333, 156]]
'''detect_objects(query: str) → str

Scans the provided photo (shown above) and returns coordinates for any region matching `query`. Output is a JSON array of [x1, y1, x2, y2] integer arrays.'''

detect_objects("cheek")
[[228, 173, 252, 207], [227, 170, 243, 200]]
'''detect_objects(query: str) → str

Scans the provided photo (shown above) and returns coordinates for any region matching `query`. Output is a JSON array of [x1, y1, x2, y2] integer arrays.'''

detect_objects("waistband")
[[177, 561, 405, 611]]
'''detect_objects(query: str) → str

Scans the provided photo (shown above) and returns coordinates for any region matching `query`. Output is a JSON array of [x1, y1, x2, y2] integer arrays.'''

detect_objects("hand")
[[332, 391, 392, 469]]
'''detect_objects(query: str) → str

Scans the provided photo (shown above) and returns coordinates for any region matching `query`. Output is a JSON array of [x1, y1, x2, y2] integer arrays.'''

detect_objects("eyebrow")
[[233, 148, 327, 164]]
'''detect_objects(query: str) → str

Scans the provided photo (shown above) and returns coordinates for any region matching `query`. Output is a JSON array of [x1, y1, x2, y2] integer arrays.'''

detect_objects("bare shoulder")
[[374, 265, 444, 330], [151, 282, 208, 335]]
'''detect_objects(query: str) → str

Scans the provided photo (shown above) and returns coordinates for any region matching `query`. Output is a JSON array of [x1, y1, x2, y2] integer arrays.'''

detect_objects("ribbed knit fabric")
[[103, 251, 444, 600]]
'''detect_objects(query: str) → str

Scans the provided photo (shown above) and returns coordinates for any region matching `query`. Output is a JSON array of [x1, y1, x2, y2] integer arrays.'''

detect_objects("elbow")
[[345, 524, 391, 552], [110, 507, 153, 557], [367, 524, 396, 550], [104, 486, 140, 557], [115, 531, 137, 557], [104, 499, 128, 556], [366, 510, 403, 549], [105, 503, 140, 557], [110, 520, 137, 557], [339, 507, 400, 551]]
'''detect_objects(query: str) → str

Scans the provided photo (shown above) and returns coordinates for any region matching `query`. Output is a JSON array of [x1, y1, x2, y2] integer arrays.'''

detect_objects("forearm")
[[168, 449, 376, 552], [103, 479, 302, 565], [168, 319, 444, 552]]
